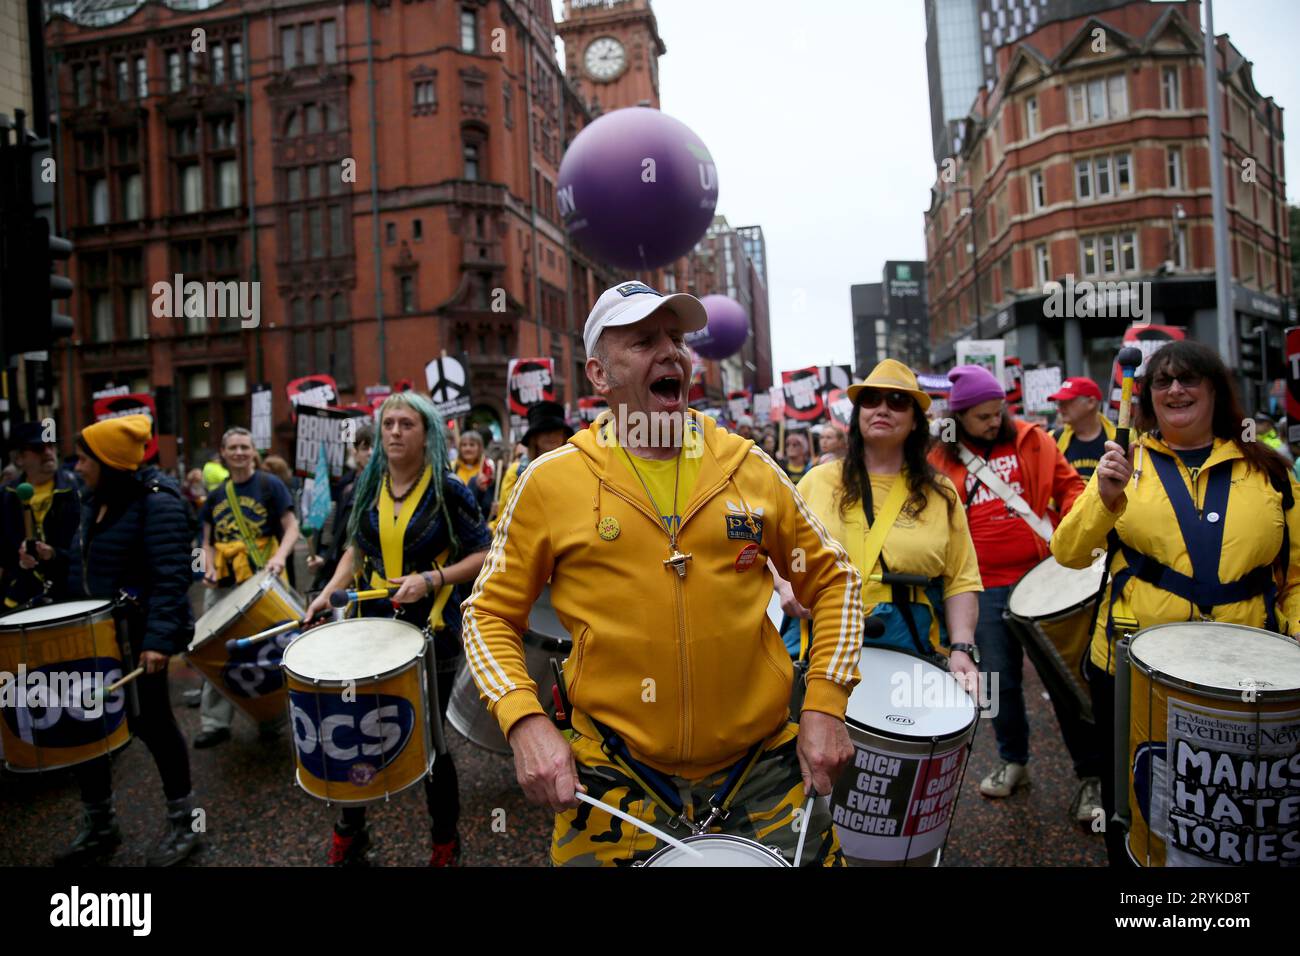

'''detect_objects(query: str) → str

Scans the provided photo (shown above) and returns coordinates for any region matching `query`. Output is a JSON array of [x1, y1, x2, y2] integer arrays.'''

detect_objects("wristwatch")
[[949, 642, 980, 664]]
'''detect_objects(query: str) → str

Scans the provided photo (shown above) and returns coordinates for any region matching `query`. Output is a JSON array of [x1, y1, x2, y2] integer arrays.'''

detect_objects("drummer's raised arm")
[[461, 454, 555, 739]]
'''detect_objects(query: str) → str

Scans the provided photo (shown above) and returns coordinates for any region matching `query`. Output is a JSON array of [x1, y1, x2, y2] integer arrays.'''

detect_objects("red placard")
[[826, 388, 853, 432], [507, 358, 556, 416], [1286, 327, 1300, 444], [781, 367, 826, 423], [577, 395, 608, 423], [92, 393, 158, 461], [1109, 324, 1185, 409], [285, 374, 339, 420]]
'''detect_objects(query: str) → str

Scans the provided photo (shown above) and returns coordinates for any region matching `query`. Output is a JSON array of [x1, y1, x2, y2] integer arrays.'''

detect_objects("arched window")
[[463, 142, 481, 181]]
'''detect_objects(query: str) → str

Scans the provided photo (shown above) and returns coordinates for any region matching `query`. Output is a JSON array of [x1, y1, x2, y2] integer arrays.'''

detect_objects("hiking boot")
[[979, 760, 1030, 798], [53, 799, 121, 866], [429, 831, 461, 867], [1071, 776, 1104, 825], [145, 795, 203, 867], [328, 824, 371, 867]]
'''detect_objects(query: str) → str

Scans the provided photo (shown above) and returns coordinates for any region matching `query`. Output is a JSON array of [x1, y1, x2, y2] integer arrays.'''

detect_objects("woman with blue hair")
[[306, 392, 492, 866]]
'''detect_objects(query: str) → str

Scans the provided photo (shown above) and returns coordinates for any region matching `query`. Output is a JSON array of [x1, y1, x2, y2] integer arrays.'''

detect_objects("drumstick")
[[225, 618, 304, 653], [89, 666, 145, 706], [1115, 346, 1144, 452], [329, 586, 398, 608], [792, 793, 816, 868], [573, 791, 703, 859]]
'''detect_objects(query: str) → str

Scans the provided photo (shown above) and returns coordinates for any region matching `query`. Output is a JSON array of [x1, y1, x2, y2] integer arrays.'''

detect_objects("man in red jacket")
[[929, 365, 1084, 801]]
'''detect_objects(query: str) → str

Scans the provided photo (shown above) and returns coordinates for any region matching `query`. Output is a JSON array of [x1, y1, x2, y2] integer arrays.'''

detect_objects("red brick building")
[[923, 0, 1292, 405], [44, 0, 768, 467]]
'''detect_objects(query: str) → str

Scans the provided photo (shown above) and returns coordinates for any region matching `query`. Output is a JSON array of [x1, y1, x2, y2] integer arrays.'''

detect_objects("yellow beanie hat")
[[81, 415, 153, 471]]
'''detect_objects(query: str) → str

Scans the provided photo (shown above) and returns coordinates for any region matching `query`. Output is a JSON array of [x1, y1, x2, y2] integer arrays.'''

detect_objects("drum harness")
[[1101, 447, 1292, 666], [585, 710, 766, 834]]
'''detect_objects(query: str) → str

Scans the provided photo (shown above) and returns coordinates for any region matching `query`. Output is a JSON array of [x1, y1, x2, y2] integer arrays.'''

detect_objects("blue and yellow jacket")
[[1052, 433, 1300, 675]]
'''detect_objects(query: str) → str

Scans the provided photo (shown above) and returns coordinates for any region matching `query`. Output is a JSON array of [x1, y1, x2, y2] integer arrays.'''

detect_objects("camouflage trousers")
[[552, 720, 844, 867]]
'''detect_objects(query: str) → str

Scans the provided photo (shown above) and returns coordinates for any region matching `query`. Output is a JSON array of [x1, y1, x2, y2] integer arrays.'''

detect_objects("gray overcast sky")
[[555, 0, 1300, 377]]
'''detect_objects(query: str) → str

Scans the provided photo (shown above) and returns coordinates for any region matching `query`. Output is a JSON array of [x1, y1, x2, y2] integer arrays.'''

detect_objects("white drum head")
[[1130, 623, 1300, 695], [0, 600, 113, 627], [647, 835, 788, 867], [283, 619, 425, 681], [193, 571, 279, 646], [847, 646, 975, 739], [1007, 554, 1106, 619]]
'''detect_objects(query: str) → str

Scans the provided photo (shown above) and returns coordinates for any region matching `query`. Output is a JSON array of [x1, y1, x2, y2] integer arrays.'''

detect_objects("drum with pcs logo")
[[282, 617, 435, 805], [635, 833, 791, 867], [186, 570, 305, 725], [0, 600, 131, 772]]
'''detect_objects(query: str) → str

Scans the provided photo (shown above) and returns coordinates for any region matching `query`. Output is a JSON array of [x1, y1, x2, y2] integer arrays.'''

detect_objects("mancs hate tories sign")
[[293, 406, 359, 479]]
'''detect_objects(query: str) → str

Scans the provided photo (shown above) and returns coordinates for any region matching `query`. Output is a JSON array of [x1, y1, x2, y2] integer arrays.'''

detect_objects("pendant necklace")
[[621, 446, 692, 579]]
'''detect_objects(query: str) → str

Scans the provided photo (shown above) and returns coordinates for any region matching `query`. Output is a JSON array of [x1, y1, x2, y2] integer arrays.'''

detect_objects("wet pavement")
[[0, 580, 1107, 867]]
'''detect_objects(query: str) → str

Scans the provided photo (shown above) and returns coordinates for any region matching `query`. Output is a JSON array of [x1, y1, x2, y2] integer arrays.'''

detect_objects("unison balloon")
[[687, 295, 749, 360], [557, 107, 719, 271]]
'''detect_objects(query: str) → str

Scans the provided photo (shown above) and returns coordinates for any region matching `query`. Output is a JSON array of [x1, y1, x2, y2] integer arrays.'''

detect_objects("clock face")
[[584, 36, 626, 82]]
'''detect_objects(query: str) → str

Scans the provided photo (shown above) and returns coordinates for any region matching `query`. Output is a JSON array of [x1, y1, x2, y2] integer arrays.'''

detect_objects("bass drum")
[[449, 586, 570, 755]]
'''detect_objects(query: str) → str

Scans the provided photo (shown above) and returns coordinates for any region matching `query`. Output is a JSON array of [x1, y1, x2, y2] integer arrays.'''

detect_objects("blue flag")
[[303, 442, 333, 534]]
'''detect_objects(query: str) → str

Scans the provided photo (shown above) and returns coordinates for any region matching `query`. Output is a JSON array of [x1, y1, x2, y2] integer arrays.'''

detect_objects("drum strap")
[[224, 475, 274, 570], [863, 473, 941, 656], [588, 714, 764, 834], [1105, 453, 1278, 636]]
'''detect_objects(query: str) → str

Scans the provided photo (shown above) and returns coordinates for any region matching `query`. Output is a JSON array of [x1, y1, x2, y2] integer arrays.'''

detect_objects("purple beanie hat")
[[947, 364, 1006, 411]]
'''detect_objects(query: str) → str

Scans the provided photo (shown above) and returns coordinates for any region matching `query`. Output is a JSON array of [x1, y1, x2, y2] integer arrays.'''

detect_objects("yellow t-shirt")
[[797, 463, 982, 600], [616, 450, 702, 534], [28, 481, 54, 531]]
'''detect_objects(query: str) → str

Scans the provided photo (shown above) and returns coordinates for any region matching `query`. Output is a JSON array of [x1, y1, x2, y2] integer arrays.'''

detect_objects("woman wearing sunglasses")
[[1053, 340, 1300, 866], [772, 359, 982, 693]]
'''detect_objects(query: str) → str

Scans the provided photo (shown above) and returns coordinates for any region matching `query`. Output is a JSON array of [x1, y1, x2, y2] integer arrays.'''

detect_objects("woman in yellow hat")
[[773, 360, 982, 691], [57, 415, 201, 867]]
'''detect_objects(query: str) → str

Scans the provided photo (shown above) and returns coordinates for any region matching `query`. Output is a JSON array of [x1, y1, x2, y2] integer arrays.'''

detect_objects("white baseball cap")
[[583, 281, 708, 358]]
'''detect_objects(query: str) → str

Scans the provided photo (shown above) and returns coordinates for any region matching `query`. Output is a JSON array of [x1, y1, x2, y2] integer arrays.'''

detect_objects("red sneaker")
[[328, 826, 371, 867], [429, 834, 461, 867]]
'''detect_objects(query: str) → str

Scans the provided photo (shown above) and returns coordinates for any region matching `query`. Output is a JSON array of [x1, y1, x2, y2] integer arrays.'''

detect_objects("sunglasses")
[[1149, 372, 1204, 391], [860, 390, 914, 413]]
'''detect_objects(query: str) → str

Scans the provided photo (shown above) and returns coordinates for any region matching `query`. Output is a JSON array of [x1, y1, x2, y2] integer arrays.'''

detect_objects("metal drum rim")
[[190, 572, 303, 651], [0, 600, 116, 631], [1006, 554, 1105, 620], [281, 618, 426, 684], [640, 832, 791, 867], [1129, 623, 1300, 703]]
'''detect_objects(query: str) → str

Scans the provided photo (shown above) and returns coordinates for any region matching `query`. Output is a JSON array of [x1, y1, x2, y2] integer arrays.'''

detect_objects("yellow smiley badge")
[[598, 516, 621, 541]]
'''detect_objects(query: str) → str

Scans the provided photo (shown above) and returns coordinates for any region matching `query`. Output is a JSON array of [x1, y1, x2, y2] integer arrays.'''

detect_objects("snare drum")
[[1126, 623, 1300, 867], [282, 618, 434, 804], [636, 833, 791, 867], [831, 646, 977, 866], [1006, 553, 1106, 722], [187, 570, 305, 725], [0, 600, 131, 772], [449, 586, 570, 754]]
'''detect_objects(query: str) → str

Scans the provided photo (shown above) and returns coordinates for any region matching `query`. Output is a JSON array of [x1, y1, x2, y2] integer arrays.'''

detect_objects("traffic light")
[[0, 109, 75, 360], [1238, 324, 1264, 379]]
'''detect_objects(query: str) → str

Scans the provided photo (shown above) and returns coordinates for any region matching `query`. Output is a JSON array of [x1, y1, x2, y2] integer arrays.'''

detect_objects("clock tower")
[[556, 0, 666, 112]]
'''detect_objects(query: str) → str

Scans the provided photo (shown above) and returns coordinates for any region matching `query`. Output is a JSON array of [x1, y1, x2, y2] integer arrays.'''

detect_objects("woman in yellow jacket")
[[1052, 340, 1300, 866], [775, 359, 982, 693]]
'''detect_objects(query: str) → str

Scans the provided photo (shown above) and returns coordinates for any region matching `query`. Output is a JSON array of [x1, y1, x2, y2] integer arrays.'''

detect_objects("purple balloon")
[[558, 107, 719, 271], [687, 295, 749, 360]]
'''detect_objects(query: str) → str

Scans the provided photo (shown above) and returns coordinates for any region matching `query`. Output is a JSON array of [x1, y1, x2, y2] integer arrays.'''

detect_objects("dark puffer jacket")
[[77, 467, 195, 655], [0, 468, 83, 606]]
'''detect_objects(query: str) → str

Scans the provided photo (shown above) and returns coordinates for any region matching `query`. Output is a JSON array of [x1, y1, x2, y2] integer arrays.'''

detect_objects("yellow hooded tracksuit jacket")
[[1052, 433, 1300, 675], [462, 411, 865, 779]]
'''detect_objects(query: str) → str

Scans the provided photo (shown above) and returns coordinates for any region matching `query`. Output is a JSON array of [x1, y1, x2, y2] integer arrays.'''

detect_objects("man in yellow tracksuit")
[[463, 281, 864, 866]]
